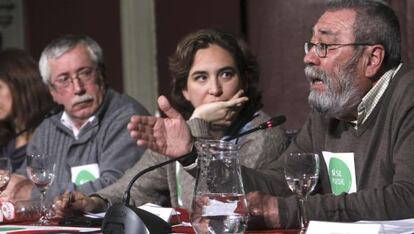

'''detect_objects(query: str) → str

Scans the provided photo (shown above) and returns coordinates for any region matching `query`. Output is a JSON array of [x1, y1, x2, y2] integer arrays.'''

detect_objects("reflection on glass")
[[191, 140, 248, 234], [26, 154, 56, 225], [284, 152, 319, 234]]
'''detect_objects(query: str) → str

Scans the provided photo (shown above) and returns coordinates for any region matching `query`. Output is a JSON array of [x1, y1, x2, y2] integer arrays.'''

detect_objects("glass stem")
[[40, 191, 46, 219], [298, 196, 308, 233]]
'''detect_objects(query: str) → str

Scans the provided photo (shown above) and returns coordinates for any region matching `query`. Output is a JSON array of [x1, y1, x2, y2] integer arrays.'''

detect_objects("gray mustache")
[[72, 95, 93, 105], [304, 66, 328, 83]]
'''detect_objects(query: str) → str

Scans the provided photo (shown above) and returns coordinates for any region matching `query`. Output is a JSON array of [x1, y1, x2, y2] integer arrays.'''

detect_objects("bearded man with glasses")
[[125, 0, 414, 230], [7, 35, 150, 202]]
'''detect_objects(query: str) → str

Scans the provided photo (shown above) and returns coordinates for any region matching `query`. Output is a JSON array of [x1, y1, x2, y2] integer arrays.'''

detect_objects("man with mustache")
[[6, 35, 149, 201], [127, 0, 414, 229]]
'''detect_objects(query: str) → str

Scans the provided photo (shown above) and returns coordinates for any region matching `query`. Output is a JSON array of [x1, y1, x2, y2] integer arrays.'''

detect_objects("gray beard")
[[305, 65, 363, 120]]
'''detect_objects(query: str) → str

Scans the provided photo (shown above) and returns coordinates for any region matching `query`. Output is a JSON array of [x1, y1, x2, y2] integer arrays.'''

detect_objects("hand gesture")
[[191, 90, 248, 127], [128, 95, 193, 158]]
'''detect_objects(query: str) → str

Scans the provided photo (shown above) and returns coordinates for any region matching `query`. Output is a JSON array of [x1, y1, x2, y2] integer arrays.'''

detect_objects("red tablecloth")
[[171, 208, 299, 234], [171, 225, 299, 234], [0, 208, 299, 234]]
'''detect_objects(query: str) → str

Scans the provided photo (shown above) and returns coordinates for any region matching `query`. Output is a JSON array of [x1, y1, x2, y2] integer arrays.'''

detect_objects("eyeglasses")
[[304, 42, 375, 58], [51, 67, 97, 89]]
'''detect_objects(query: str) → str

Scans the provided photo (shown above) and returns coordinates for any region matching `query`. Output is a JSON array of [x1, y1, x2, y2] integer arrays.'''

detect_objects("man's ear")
[[48, 86, 60, 103], [365, 45, 385, 78]]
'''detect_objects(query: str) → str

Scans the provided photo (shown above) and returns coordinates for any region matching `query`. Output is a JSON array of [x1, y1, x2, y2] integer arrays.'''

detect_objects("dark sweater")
[[242, 64, 414, 227]]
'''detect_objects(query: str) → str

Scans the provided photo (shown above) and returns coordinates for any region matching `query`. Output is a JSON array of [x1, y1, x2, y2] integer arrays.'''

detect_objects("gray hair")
[[39, 35, 105, 84], [325, 0, 401, 74]]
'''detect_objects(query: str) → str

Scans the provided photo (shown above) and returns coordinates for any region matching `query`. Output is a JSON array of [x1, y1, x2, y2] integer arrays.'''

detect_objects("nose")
[[208, 78, 223, 96], [303, 47, 321, 66], [72, 77, 86, 95]]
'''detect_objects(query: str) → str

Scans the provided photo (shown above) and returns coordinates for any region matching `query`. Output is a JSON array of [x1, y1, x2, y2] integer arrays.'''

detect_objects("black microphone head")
[[103, 204, 171, 234], [259, 115, 287, 129]]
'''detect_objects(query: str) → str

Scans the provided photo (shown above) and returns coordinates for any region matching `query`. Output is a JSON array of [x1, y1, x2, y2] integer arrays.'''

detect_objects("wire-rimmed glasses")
[[304, 42, 375, 58], [50, 67, 97, 89]]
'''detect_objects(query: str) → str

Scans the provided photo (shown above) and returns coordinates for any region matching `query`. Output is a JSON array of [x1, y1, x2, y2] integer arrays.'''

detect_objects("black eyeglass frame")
[[304, 42, 376, 58]]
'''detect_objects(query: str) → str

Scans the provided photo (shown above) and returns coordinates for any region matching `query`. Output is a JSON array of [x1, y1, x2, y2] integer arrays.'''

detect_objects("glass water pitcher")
[[191, 139, 248, 234]]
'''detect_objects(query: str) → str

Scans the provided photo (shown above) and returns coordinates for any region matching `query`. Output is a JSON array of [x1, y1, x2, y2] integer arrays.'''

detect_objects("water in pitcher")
[[191, 140, 248, 234]]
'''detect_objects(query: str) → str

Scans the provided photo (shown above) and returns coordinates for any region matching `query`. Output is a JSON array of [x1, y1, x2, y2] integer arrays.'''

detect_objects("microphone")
[[225, 115, 286, 141], [102, 115, 286, 233], [102, 152, 191, 234]]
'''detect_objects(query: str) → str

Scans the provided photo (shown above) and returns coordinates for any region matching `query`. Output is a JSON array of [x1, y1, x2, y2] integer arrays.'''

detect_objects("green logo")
[[75, 170, 97, 185], [328, 157, 352, 195]]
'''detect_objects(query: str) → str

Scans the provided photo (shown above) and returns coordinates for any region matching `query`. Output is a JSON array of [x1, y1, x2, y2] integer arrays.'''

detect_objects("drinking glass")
[[284, 152, 319, 234], [0, 157, 12, 194], [26, 154, 56, 225], [191, 139, 248, 234]]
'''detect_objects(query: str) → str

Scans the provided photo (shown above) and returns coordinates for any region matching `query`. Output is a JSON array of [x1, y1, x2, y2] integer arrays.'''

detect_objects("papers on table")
[[307, 221, 381, 234], [357, 219, 414, 234], [84, 202, 176, 223], [0, 225, 100, 233], [138, 203, 176, 222], [307, 218, 414, 234], [0, 203, 177, 233]]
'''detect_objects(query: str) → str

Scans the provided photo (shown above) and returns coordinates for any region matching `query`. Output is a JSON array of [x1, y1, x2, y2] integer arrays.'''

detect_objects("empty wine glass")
[[284, 152, 319, 234], [26, 154, 56, 225], [0, 157, 11, 194]]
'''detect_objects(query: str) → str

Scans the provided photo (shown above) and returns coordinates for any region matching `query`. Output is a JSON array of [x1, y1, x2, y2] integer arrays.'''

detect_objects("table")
[[171, 225, 299, 234], [0, 207, 299, 234], [171, 208, 299, 234]]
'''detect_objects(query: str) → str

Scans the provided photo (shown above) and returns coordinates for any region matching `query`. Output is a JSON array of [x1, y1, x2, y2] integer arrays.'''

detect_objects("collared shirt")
[[61, 112, 96, 139], [353, 63, 403, 129]]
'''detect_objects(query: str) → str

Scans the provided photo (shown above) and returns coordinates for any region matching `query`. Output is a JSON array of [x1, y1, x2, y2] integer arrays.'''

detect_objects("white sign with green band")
[[71, 163, 100, 186], [322, 151, 357, 195]]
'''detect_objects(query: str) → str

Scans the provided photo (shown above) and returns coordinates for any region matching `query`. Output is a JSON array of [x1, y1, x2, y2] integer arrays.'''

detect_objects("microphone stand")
[[102, 115, 286, 234], [102, 151, 193, 234], [225, 115, 286, 141]]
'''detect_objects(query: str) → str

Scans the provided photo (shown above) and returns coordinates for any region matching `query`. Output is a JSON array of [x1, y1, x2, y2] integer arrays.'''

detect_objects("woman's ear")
[[365, 44, 385, 78], [182, 89, 190, 101]]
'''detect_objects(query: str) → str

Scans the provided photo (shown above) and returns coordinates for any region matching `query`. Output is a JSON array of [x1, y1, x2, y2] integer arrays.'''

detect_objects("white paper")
[[307, 218, 414, 234], [307, 220, 382, 234], [84, 211, 106, 219], [202, 199, 238, 216], [138, 203, 175, 222], [0, 224, 100, 233], [83, 203, 175, 222], [357, 218, 414, 234]]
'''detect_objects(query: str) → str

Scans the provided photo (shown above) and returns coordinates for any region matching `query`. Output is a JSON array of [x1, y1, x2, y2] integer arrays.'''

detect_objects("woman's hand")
[[191, 90, 248, 127]]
